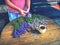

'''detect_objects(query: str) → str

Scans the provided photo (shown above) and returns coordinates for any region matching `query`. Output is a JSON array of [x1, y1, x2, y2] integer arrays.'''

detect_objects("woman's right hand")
[[18, 9, 26, 17]]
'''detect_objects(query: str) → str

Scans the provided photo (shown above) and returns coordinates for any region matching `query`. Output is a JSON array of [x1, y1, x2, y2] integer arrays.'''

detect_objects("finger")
[[21, 13, 26, 17]]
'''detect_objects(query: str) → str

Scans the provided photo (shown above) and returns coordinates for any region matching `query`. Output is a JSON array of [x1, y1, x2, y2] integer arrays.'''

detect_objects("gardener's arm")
[[5, 0, 26, 16], [5, 0, 21, 11], [26, 0, 30, 13]]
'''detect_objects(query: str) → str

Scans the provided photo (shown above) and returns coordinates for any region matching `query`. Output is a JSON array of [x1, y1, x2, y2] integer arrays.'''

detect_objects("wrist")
[[27, 8, 30, 11], [17, 8, 22, 12], [26, 9, 30, 13]]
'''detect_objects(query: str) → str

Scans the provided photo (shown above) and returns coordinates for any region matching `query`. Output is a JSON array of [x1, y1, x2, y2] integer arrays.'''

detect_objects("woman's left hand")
[[25, 8, 30, 13]]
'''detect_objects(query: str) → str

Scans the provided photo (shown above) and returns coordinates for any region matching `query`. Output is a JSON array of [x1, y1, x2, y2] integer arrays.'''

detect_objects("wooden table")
[[0, 19, 60, 45]]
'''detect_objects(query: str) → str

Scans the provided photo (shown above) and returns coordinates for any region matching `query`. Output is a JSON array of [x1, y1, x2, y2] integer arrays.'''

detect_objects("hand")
[[25, 8, 30, 13], [18, 9, 26, 17]]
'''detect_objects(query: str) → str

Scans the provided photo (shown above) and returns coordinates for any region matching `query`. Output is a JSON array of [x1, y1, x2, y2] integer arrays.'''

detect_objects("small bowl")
[[38, 25, 47, 34]]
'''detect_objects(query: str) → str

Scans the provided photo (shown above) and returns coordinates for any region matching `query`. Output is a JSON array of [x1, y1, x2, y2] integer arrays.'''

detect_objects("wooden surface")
[[0, 20, 60, 45]]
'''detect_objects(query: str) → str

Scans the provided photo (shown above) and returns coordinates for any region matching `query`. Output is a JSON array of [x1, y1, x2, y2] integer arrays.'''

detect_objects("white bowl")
[[38, 25, 47, 34]]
